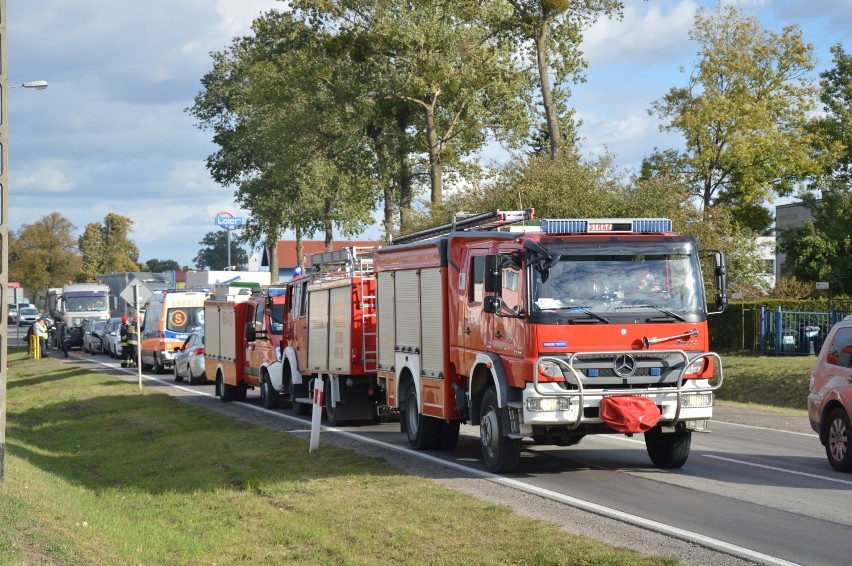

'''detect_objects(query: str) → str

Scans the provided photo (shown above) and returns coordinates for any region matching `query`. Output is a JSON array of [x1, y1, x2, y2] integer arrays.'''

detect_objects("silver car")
[[173, 331, 206, 384], [103, 317, 124, 358], [808, 315, 852, 472], [17, 306, 39, 326]]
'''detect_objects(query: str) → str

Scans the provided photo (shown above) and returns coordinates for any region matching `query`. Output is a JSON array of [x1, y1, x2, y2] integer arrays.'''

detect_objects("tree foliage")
[[779, 44, 852, 294], [9, 213, 82, 295], [502, 0, 622, 159], [193, 230, 249, 270], [143, 259, 182, 272], [77, 213, 140, 280], [647, 3, 833, 232]]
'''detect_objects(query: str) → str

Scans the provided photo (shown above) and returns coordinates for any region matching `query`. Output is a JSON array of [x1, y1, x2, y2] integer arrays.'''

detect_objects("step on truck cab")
[[371, 210, 727, 473]]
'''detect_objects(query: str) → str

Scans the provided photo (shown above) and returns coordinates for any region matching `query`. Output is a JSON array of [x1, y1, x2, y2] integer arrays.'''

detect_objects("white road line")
[[85, 358, 802, 566], [703, 454, 852, 485], [711, 419, 817, 438]]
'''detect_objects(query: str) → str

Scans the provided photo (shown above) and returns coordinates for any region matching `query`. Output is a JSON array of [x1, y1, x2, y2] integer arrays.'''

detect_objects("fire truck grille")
[[559, 352, 692, 390]]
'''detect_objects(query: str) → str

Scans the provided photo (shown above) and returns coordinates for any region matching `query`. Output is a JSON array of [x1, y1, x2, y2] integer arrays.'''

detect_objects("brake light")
[[194, 347, 205, 355]]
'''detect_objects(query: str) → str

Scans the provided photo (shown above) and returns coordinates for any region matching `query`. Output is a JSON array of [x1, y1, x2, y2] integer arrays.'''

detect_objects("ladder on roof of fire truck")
[[390, 208, 535, 245], [309, 247, 378, 371]]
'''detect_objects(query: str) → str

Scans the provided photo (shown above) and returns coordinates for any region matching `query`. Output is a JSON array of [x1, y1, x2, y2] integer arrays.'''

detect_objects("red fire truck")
[[282, 247, 378, 425], [373, 210, 727, 472], [205, 286, 289, 407]]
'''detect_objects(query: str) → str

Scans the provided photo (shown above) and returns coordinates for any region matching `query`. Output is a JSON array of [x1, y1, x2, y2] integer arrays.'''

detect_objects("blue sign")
[[215, 211, 244, 231]]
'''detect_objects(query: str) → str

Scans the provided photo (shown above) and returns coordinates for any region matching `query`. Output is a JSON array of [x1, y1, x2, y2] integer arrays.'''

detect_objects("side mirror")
[[483, 296, 502, 314], [245, 323, 257, 342], [484, 255, 501, 294]]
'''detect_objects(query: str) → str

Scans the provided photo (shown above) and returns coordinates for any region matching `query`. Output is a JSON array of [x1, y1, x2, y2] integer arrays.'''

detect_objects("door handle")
[[464, 328, 472, 335]]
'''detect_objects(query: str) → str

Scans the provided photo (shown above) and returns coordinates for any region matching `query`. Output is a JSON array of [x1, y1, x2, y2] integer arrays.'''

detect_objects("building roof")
[[262, 240, 377, 268]]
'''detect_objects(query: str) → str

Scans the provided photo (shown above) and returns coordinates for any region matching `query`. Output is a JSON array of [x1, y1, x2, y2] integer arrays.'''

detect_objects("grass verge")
[[717, 354, 814, 412], [1, 349, 677, 565]]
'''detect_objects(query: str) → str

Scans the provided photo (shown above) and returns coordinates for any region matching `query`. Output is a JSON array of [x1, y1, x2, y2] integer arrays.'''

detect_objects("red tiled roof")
[[264, 240, 377, 267]]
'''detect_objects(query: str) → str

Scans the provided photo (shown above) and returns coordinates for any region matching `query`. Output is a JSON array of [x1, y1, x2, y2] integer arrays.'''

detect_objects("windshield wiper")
[[553, 307, 610, 324], [616, 304, 685, 322]]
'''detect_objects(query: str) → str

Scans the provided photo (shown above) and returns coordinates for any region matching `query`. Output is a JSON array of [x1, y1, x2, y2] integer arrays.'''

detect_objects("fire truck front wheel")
[[644, 424, 691, 468], [404, 388, 441, 450], [261, 374, 280, 409], [480, 388, 521, 473]]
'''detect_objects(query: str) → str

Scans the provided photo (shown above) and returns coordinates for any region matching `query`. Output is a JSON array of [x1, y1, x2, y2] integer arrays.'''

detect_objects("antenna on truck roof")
[[390, 209, 535, 245]]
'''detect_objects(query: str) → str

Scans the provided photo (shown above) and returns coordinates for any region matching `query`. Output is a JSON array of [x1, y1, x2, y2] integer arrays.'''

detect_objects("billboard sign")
[[215, 211, 244, 231]]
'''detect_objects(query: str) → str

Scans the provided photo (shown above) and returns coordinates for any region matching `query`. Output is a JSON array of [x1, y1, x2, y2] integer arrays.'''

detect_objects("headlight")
[[681, 392, 713, 408], [538, 361, 563, 378], [685, 357, 705, 376], [526, 397, 571, 412]]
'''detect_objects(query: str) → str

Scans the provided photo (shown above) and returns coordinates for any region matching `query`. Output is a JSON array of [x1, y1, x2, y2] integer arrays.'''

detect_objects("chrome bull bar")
[[532, 350, 725, 429]]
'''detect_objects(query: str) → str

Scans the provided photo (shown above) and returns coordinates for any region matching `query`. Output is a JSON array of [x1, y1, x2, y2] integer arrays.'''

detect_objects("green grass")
[[717, 354, 815, 412], [1, 348, 678, 565]]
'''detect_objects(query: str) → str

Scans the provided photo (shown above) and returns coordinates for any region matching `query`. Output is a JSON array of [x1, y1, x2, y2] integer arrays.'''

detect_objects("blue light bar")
[[540, 218, 672, 235], [266, 288, 286, 296]]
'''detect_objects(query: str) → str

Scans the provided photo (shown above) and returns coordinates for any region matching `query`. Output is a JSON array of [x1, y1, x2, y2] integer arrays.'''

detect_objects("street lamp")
[[9, 80, 48, 90], [1, 0, 49, 480]]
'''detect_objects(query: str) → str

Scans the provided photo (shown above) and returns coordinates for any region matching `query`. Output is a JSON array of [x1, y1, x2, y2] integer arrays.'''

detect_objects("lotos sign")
[[215, 211, 244, 231]]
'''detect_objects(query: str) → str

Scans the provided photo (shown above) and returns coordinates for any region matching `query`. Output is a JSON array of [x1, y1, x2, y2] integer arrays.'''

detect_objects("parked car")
[[82, 319, 108, 355], [103, 317, 124, 358], [8, 304, 17, 324], [173, 331, 206, 384], [808, 315, 852, 472], [17, 306, 39, 326]]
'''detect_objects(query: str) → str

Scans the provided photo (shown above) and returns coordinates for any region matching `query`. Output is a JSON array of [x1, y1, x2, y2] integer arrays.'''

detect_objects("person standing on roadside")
[[58, 318, 70, 358], [127, 315, 139, 368], [119, 315, 130, 368], [34, 315, 49, 358]]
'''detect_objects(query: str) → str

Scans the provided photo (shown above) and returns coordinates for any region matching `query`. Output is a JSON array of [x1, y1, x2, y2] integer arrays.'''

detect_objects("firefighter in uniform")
[[127, 316, 139, 368], [119, 316, 130, 367]]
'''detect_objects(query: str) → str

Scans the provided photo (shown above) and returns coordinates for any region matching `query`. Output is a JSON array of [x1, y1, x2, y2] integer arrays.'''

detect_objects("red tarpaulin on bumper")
[[600, 396, 661, 433]]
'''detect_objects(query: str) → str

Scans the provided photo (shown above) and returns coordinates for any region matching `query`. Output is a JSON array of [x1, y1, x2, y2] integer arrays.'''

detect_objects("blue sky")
[[7, 0, 852, 268]]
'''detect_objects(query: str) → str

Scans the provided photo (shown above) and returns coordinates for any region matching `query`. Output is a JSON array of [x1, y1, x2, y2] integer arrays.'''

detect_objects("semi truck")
[[282, 210, 727, 473], [205, 286, 289, 407], [47, 283, 111, 349]]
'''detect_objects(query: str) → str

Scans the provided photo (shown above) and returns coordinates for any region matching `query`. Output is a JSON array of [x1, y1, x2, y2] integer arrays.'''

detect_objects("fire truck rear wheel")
[[325, 394, 343, 426], [218, 373, 236, 403], [404, 387, 441, 449], [480, 388, 521, 473], [644, 425, 691, 468], [261, 377, 280, 409]]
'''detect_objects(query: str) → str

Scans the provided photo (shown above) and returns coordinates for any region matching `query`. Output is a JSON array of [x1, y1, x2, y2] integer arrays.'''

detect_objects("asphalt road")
[[50, 347, 848, 566]]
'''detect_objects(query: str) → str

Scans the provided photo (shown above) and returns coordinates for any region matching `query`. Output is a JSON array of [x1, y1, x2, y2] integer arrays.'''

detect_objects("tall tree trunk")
[[324, 197, 334, 252], [266, 233, 279, 283], [295, 225, 303, 272], [535, 27, 561, 160], [425, 103, 443, 204], [397, 104, 413, 233]]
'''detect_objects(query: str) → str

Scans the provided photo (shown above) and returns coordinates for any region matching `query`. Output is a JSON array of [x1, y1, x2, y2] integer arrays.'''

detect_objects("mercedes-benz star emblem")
[[613, 354, 636, 377]]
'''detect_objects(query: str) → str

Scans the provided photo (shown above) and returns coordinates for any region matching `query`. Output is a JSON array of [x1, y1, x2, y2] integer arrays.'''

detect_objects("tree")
[[77, 213, 141, 280], [502, 0, 622, 159], [647, 2, 833, 231], [299, 0, 534, 205], [9, 213, 82, 298], [143, 259, 182, 272], [779, 44, 852, 294], [193, 230, 249, 270]]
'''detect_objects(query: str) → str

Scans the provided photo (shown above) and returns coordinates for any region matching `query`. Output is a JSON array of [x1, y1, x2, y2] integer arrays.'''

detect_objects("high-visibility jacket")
[[127, 323, 138, 346]]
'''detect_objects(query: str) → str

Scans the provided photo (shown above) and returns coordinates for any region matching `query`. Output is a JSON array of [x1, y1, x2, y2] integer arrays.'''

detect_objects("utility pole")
[[1, 0, 10, 480]]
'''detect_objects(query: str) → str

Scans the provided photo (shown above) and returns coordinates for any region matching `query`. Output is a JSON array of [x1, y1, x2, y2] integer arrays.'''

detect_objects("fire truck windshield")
[[529, 251, 703, 320]]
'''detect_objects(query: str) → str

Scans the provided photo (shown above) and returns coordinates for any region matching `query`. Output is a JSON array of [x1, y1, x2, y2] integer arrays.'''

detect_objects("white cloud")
[[14, 160, 76, 192]]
